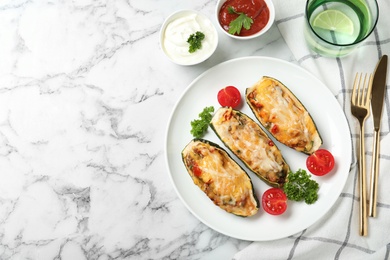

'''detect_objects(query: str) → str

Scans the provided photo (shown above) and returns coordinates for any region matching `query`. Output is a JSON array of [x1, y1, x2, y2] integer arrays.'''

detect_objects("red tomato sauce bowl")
[[215, 0, 275, 40]]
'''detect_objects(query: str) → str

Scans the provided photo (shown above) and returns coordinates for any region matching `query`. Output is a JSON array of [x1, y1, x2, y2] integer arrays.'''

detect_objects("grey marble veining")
[[0, 0, 294, 259]]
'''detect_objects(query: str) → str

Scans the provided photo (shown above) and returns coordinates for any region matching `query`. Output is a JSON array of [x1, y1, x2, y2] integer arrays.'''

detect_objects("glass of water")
[[304, 0, 379, 57]]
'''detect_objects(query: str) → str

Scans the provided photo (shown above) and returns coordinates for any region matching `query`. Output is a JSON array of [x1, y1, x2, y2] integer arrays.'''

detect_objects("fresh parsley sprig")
[[228, 6, 253, 35], [283, 169, 319, 204], [187, 31, 205, 53], [190, 106, 214, 138]]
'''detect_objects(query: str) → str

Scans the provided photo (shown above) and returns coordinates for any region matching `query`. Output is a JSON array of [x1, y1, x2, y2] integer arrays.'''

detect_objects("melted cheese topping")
[[211, 107, 288, 186], [182, 140, 258, 216], [247, 77, 321, 153]]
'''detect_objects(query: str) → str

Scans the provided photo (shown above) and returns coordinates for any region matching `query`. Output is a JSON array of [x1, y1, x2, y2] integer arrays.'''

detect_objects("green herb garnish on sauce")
[[227, 6, 253, 35], [283, 169, 319, 204], [187, 31, 205, 53], [190, 106, 214, 138]]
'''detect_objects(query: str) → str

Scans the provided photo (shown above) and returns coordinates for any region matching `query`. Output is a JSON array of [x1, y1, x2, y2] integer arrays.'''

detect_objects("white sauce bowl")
[[160, 10, 219, 66]]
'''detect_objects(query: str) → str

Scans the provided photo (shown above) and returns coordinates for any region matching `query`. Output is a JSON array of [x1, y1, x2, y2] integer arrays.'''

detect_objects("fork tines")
[[352, 73, 373, 107]]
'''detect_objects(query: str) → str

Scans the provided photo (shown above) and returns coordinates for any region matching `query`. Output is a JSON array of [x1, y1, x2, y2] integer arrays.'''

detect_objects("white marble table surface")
[[0, 0, 295, 259]]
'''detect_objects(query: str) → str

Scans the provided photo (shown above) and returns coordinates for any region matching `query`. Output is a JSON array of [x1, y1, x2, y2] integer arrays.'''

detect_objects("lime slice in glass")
[[312, 9, 354, 35]]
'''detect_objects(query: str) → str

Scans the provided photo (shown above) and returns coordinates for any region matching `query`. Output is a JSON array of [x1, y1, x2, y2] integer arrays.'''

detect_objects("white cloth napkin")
[[234, 0, 390, 259]]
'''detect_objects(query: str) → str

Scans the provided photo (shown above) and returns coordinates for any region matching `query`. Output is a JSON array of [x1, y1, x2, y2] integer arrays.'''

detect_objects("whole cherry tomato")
[[306, 149, 335, 176]]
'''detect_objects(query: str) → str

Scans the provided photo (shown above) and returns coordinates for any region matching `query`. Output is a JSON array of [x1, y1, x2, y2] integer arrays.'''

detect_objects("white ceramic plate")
[[165, 56, 352, 241]]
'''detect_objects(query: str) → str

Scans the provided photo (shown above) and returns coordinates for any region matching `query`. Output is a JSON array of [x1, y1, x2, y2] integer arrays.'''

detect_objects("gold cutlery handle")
[[369, 129, 380, 217], [358, 123, 368, 236]]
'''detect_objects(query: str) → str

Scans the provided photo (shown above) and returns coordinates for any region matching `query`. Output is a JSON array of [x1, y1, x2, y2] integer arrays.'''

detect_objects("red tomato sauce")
[[219, 0, 270, 36]]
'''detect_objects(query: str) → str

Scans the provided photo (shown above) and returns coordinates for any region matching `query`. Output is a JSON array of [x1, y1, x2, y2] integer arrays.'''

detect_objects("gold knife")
[[368, 55, 388, 217]]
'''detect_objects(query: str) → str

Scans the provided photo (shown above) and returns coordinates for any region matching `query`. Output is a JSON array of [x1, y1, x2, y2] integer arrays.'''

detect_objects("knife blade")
[[371, 55, 388, 128], [368, 55, 388, 217]]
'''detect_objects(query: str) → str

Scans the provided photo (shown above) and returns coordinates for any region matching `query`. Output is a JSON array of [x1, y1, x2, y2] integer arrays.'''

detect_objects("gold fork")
[[351, 72, 373, 236]]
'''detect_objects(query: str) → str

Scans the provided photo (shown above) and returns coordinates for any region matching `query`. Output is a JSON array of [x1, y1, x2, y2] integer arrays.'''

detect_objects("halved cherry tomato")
[[306, 149, 335, 176], [261, 188, 287, 215], [217, 86, 241, 108]]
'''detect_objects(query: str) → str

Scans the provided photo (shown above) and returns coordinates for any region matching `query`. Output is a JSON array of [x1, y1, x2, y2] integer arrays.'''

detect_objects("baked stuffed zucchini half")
[[246, 76, 322, 154], [210, 107, 289, 188], [182, 138, 259, 217]]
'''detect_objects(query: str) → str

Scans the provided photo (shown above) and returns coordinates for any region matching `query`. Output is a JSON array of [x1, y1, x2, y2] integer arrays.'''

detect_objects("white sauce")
[[162, 12, 218, 65]]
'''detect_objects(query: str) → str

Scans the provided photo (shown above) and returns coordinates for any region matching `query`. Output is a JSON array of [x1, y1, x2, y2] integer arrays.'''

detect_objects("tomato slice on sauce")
[[217, 86, 241, 108], [261, 188, 287, 215], [306, 149, 335, 176]]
